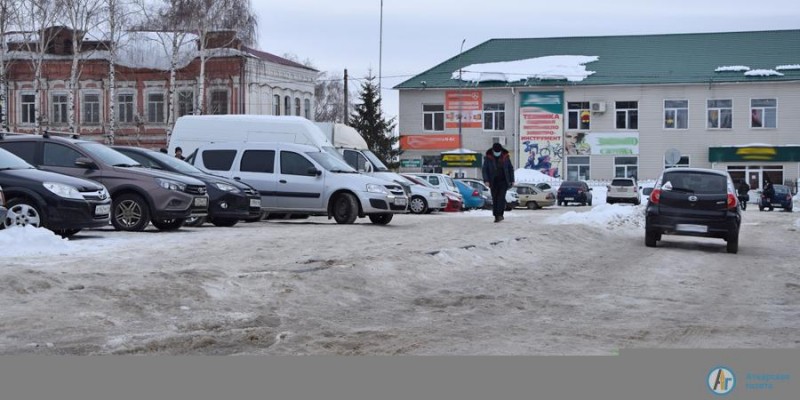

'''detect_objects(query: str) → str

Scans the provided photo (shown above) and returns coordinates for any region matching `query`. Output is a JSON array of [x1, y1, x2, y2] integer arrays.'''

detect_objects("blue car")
[[557, 180, 593, 206], [455, 180, 486, 210], [759, 184, 794, 212]]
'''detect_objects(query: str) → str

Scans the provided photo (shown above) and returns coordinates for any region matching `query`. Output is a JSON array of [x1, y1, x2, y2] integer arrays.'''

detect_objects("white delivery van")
[[189, 141, 408, 224], [170, 115, 340, 160]]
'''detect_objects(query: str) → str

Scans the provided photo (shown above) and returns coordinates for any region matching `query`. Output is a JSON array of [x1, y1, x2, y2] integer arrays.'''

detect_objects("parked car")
[[645, 167, 741, 254], [407, 173, 460, 194], [403, 173, 463, 211], [513, 183, 556, 209], [113, 146, 262, 227], [454, 180, 486, 210], [457, 178, 492, 209], [759, 184, 794, 212], [506, 189, 520, 210], [0, 185, 7, 224], [0, 147, 110, 237], [0, 133, 209, 232], [557, 180, 593, 206], [606, 177, 641, 205], [394, 174, 446, 214]]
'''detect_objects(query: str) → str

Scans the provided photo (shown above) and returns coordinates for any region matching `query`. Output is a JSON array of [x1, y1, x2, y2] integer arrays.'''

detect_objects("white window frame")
[[566, 156, 591, 181], [567, 101, 590, 130], [209, 88, 229, 115], [482, 103, 505, 131], [177, 90, 194, 117], [663, 99, 689, 130], [294, 97, 301, 116], [284, 95, 291, 116], [750, 98, 777, 129], [116, 91, 136, 124], [51, 92, 68, 125], [82, 91, 102, 125], [614, 156, 639, 178], [707, 99, 733, 129], [273, 94, 281, 115], [615, 101, 638, 130], [20, 92, 36, 125], [423, 104, 444, 132], [146, 90, 166, 124]]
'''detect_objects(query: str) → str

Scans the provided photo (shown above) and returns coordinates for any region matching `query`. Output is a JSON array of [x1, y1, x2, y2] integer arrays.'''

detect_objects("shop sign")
[[440, 153, 482, 168], [709, 146, 800, 162]]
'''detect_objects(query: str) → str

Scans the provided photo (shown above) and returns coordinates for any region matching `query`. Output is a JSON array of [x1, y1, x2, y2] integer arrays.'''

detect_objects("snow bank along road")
[[1, 205, 798, 355]]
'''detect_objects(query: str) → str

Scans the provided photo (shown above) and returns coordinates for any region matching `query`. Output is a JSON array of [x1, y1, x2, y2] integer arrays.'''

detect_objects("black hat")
[[492, 143, 503, 152]]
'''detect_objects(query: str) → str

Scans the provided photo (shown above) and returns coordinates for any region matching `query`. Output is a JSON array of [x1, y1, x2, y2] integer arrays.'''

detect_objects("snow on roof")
[[116, 31, 198, 70], [453, 55, 598, 83], [441, 148, 478, 154], [744, 69, 784, 77], [775, 64, 800, 70], [715, 65, 750, 72]]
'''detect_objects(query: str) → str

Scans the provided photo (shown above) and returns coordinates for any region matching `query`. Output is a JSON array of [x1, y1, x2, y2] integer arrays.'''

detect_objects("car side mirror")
[[642, 187, 653, 196], [75, 157, 96, 169], [308, 167, 322, 176]]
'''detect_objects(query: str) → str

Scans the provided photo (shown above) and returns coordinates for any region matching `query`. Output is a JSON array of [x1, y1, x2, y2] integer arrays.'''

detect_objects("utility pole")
[[343, 68, 349, 126], [378, 0, 383, 98], [457, 39, 466, 149]]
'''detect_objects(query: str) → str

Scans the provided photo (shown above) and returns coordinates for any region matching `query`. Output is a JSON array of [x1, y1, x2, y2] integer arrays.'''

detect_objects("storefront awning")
[[709, 145, 800, 162]]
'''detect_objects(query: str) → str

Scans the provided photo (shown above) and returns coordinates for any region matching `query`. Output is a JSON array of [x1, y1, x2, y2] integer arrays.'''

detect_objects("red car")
[[442, 191, 463, 212]]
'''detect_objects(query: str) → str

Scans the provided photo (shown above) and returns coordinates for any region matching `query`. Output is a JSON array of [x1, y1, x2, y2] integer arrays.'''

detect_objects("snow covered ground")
[[1, 187, 799, 355]]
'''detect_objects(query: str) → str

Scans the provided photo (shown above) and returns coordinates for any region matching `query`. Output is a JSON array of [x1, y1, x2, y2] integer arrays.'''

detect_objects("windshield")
[[148, 150, 203, 174], [662, 171, 728, 194], [362, 150, 389, 171], [307, 151, 357, 172], [78, 142, 141, 167], [404, 175, 434, 188], [322, 146, 346, 161], [0, 148, 34, 170]]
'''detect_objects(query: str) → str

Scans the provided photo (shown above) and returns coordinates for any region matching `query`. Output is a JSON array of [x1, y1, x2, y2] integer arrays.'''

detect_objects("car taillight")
[[546, 193, 554, 200], [650, 189, 661, 204], [727, 193, 737, 210], [472, 190, 480, 197]]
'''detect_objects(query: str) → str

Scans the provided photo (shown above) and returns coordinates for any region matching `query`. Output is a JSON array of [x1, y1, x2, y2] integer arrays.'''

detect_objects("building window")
[[21, 94, 36, 124], [615, 101, 638, 130], [294, 97, 301, 116], [83, 93, 100, 124], [209, 90, 228, 115], [147, 92, 165, 123], [614, 156, 638, 178], [117, 93, 135, 123], [665, 155, 690, 168], [483, 103, 505, 131], [664, 100, 688, 129], [273, 94, 281, 115], [177, 91, 194, 117], [284, 96, 291, 116], [751, 98, 777, 128], [304, 99, 311, 119], [566, 156, 590, 181], [567, 102, 590, 130], [423, 104, 444, 131], [707, 100, 732, 129], [51, 94, 68, 124]]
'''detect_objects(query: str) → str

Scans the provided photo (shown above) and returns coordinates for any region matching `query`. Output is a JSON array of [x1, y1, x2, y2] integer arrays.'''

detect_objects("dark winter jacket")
[[482, 148, 515, 185]]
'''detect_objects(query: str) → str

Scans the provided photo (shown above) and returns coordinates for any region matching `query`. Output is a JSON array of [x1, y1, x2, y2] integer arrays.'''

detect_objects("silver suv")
[[606, 177, 640, 205]]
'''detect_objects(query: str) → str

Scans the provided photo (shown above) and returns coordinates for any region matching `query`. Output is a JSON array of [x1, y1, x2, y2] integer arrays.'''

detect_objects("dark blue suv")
[[759, 184, 794, 212]]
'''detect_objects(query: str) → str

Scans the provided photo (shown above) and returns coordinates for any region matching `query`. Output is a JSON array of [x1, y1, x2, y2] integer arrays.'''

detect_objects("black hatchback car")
[[645, 168, 741, 254], [0, 147, 110, 237], [113, 146, 262, 227]]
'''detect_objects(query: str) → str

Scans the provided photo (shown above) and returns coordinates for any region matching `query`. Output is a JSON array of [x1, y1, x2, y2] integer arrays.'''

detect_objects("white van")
[[189, 141, 408, 224], [170, 115, 339, 160]]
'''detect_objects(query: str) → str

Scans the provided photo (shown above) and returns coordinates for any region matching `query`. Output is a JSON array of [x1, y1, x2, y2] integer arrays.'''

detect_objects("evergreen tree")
[[349, 75, 401, 169]]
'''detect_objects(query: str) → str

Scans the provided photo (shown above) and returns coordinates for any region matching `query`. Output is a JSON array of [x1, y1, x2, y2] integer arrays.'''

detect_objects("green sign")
[[708, 146, 800, 162], [400, 159, 422, 168], [440, 153, 482, 168]]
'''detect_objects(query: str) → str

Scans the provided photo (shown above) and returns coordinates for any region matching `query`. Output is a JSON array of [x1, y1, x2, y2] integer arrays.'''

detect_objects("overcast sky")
[[254, 0, 800, 122]]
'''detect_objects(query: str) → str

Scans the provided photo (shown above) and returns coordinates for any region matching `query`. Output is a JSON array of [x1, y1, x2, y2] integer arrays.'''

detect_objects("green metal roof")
[[394, 30, 800, 89]]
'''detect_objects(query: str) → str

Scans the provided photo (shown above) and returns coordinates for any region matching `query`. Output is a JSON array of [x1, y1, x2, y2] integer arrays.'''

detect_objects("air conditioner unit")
[[590, 101, 606, 113], [492, 136, 507, 145]]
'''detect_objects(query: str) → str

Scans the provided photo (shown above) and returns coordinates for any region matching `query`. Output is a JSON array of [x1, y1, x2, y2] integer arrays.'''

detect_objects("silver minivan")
[[188, 142, 408, 225]]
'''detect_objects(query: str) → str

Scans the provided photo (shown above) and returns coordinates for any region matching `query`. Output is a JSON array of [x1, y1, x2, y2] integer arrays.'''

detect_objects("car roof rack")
[[42, 130, 81, 139]]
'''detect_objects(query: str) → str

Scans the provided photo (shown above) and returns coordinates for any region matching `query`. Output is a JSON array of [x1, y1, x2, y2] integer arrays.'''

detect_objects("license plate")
[[95, 204, 110, 215], [249, 198, 261, 208], [194, 197, 208, 207], [676, 224, 707, 233], [394, 197, 407, 206], [565, 197, 574, 201]]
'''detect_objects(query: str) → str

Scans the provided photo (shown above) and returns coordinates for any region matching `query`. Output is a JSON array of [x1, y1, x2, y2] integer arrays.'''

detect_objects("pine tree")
[[349, 75, 401, 169]]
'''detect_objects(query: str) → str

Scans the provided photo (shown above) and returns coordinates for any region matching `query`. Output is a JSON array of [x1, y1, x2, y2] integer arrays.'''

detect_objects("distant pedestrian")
[[482, 142, 515, 223], [737, 179, 750, 210], [159, 148, 168, 154], [174, 146, 185, 160]]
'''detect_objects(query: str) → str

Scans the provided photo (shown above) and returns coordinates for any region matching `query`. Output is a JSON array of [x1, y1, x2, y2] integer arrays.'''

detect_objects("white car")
[[394, 174, 447, 214], [606, 177, 641, 205]]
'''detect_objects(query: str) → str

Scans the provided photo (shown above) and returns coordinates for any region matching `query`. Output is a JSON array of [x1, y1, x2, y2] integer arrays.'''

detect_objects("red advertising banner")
[[445, 90, 482, 129], [400, 134, 461, 150]]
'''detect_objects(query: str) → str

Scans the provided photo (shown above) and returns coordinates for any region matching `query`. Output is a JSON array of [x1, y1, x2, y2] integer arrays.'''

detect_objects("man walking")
[[737, 179, 750, 210], [482, 142, 515, 222]]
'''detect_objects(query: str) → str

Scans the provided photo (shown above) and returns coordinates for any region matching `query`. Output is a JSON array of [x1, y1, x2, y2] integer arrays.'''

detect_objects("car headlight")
[[366, 184, 389, 194], [156, 178, 186, 192], [43, 182, 83, 200], [213, 182, 240, 192]]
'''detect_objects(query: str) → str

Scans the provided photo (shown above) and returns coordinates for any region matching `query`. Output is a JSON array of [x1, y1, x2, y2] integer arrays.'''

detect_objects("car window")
[[561, 181, 581, 188], [774, 185, 789, 194], [124, 152, 161, 169], [343, 149, 368, 171], [280, 151, 315, 176], [428, 176, 440, 186], [444, 176, 457, 190], [611, 179, 634, 186], [202, 150, 237, 171], [43, 143, 84, 167], [0, 142, 36, 163], [0, 147, 34, 169], [241, 150, 275, 173], [663, 171, 727, 194], [517, 186, 529, 194]]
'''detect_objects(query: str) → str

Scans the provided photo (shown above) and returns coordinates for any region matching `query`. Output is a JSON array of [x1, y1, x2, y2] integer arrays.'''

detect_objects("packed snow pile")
[[454, 55, 598, 83], [744, 69, 784, 77], [715, 65, 750, 72], [775, 64, 800, 70], [515, 168, 561, 184], [546, 203, 645, 231], [0, 226, 73, 257]]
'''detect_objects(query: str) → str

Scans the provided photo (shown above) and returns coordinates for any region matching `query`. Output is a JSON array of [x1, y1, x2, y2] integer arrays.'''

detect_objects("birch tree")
[[61, 0, 104, 133], [100, 0, 133, 144], [0, 0, 21, 131]]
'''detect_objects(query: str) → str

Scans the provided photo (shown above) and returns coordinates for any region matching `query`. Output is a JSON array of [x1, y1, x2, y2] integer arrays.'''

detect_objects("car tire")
[[55, 228, 81, 238], [527, 201, 540, 210], [209, 217, 238, 227], [368, 213, 393, 225], [759, 205, 764, 211], [645, 229, 659, 247], [184, 216, 206, 227], [634, 199, 640, 206], [607, 200, 614, 205], [726, 229, 739, 254], [5, 198, 46, 228], [111, 193, 150, 232], [408, 196, 428, 214], [332, 193, 358, 224], [588, 199, 593, 206], [151, 218, 185, 231]]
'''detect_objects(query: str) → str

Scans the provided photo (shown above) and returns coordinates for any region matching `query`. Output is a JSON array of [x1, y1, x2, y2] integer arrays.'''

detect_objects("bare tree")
[[0, 0, 21, 131], [98, 0, 133, 144], [315, 72, 353, 123], [61, 0, 104, 133]]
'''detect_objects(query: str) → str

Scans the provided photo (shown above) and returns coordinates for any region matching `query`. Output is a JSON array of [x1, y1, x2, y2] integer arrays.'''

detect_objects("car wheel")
[[607, 200, 614, 205], [183, 216, 206, 227], [588, 200, 593, 206], [209, 217, 238, 227], [151, 218, 185, 231], [527, 201, 540, 210], [759, 205, 764, 211], [368, 213, 393, 225], [408, 196, 428, 214], [769, 206, 774, 211], [5, 198, 45, 228], [55, 228, 81, 238], [645, 229, 659, 247], [112, 193, 150, 232], [726, 229, 739, 254], [332, 193, 358, 224], [634, 199, 640, 206]]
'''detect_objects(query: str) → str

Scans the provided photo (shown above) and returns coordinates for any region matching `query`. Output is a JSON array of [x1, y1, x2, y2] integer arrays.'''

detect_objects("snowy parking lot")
[[1, 199, 799, 355]]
